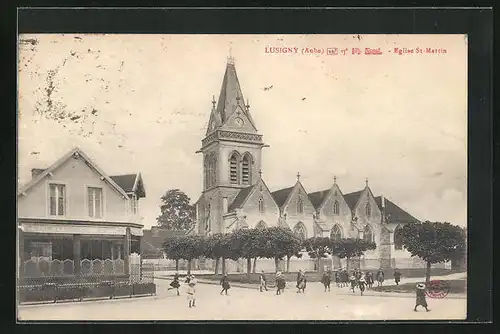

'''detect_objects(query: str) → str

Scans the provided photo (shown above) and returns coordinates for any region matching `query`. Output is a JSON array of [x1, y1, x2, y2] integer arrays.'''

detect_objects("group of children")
[[168, 267, 428, 312]]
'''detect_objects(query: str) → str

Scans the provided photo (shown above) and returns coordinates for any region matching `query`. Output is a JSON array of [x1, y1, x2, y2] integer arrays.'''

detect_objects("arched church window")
[[330, 224, 342, 241], [258, 197, 265, 213], [297, 198, 303, 214], [204, 155, 209, 189], [242, 153, 252, 185], [229, 153, 239, 184], [256, 221, 267, 229], [333, 200, 340, 215], [293, 222, 307, 240], [365, 202, 372, 217], [394, 225, 404, 250], [363, 225, 373, 243]]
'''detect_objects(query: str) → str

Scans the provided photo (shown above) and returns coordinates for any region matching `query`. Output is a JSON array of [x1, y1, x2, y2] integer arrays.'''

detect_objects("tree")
[[330, 238, 376, 272], [162, 235, 205, 275], [303, 237, 331, 273], [157, 189, 195, 231], [261, 227, 303, 273], [228, 229, 260, 278], [400, 221, 466, 282], [203, 233, 227, 275]]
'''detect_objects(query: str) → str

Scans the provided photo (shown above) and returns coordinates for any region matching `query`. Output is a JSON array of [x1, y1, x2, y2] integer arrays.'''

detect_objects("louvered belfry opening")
[[242, 154, 251, 185], [230, 153, 238, 184]]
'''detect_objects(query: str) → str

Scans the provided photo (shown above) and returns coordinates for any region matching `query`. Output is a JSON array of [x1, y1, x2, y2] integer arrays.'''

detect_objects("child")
[[275, 272, 285, 295], [334, 270, 340, 287], [393, 269, 402, 286], [322, 269, 332, 292], [414, 283, 430, 312], [220, 273, 231, 295], [358, 276, 366, 296], [376, 268, 385, 287], [187, 275, 197, 308], [349, 274, 357, 293], [296, 273, 307, 293], [259, 270, 268, 292], [167, 272, 181, 296]]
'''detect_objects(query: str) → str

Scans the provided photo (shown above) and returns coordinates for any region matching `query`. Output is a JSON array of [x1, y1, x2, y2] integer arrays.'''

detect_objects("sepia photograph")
[[17, 33, 467, 321]]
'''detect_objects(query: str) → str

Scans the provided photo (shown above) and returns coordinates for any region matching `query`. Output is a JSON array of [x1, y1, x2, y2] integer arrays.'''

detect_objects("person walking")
[[275, 272, 286, 295], [358, 275, 366, 296], [393, 269, 402, 286], [366, 271, 374, 289], [187, 275, 197, 308], [334, 269, 340, 287], [322, 268, 332, 292], [296, 272, 307, 293], [414, 283, 430, 312], [296, 270, 304, 289], [376, 268, 385, 287], [259, 270, 268, 292], [167, 272, 181, 296], [349, 274, 357, 293], [220, 273, 231, 295]]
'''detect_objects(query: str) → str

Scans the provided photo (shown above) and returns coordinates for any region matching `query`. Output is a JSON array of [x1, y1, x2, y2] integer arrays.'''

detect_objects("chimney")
[[31, 168, 45, 179], [381, 194, 385, 208]]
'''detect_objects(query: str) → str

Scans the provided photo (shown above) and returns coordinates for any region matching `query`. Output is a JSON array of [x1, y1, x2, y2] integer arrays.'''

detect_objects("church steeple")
[[206, 59, 258, 135]]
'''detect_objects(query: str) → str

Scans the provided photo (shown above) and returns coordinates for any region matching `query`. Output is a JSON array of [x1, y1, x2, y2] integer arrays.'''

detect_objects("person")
[[366, 271, 374, 289], [334, 269, 340, 287], [393, 269, 402, 286], [322, 268, 332, 292], [358, 275, 366, 296], [296, 270, 304, 289], [187, 275, 197, 308], [349, 274, 357, 293], [297, 272, 307, 293], [276, 272, 286, 295], [414, 283, 430, 312], [167, 272, 181, 296], [376, 268, 385, 287], [259, 270, 268, 292], [220, 273, 231, 295]]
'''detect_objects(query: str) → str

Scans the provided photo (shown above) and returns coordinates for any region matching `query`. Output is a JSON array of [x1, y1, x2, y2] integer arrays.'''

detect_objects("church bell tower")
[[197, 57, 266, 234]]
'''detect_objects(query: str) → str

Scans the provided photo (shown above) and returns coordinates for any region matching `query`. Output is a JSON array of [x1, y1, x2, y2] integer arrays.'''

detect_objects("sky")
[[17, 34, 467, 228]]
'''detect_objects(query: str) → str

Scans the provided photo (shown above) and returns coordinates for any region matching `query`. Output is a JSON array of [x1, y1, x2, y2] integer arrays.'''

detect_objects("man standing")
[[259, 270, 268, 292], [393, 269, 402, 286], [275, 272, 286, 295], [414, 283, 430, 312]]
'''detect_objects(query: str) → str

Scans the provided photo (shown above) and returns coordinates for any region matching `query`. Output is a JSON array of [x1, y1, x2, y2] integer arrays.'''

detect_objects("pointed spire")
[[259, 169, 263, 178], [297, 172, 301, 181], [381, 194, 385, 208], [211, 95, 216, 108], [246, 98, 250, 111], [333, 175, 337, 184], [365, 177, 369, 187]]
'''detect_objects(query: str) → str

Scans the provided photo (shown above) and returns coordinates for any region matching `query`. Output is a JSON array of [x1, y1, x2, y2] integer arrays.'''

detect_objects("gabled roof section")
[[343, 190, 363, 211], [110, 173, 146, 198], [212, 60, 258, 132], [374, 196, 420, 224], [18, 147, 129, 199], [308, 189, 330, 209], [271, 186, 294, 209], [228, 184, 257, 211]]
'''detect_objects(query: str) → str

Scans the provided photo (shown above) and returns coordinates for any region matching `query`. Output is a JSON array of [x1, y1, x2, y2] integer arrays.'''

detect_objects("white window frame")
[[86, 186, 104, 219], [47, 182, 67, 217]]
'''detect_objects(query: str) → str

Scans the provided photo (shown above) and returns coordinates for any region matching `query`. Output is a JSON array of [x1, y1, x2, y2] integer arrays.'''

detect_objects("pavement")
[[17, 276, 466, 321]]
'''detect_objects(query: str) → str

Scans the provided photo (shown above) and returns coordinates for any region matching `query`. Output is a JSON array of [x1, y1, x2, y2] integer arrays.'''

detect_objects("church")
[[194, 58, 433, 270]]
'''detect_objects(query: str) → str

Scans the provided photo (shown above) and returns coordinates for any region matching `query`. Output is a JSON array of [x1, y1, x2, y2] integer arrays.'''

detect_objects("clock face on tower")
[[234, 117, 244, 127]]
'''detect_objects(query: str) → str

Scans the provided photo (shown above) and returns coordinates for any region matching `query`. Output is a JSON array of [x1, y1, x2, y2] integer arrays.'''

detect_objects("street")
[[18, 278, 466, 321]]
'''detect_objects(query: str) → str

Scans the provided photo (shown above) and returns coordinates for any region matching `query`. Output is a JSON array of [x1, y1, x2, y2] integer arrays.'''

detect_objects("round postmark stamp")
[[425, 280, 450, 299]]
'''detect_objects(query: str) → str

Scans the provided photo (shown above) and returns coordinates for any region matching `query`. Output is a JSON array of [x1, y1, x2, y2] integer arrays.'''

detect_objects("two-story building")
[[17, 147, 146, 277]]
